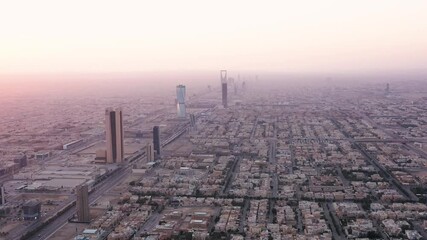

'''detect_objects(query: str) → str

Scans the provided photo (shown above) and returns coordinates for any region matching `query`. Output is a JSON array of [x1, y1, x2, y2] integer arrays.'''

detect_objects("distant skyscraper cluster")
[[176, 85, 186, 118], [221, 70, 228, 108], [105, 108, 124, 163], [99, 72, 243, 165]]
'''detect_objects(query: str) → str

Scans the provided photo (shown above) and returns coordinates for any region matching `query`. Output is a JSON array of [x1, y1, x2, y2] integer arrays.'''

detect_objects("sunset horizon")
[[2, 1, 427, 239], [1, 0, 426, 75]]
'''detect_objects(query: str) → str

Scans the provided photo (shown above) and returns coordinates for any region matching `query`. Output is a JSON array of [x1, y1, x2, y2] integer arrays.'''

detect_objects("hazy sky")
[[1, 0, 427, 74]]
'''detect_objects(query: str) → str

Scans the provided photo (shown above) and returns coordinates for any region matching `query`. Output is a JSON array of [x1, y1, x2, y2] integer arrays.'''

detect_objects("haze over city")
[[2, 1, 427, 240]]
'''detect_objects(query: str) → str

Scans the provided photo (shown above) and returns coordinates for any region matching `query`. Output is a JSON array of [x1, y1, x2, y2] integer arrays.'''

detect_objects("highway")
[[7, 135, 105, 240], [330, 116, 419, 201], [238, 199, 249, 233], [134, 213, 162, 237], [268, 125, 278, 224], [355, 142, 419, 202], [250, 117, 258, 140], [268, 138, 278, 198], [322, 202, 345, 240], [24, 166, 131, 240], [18, 124, 190, 240], [220, 156, 241, 196]]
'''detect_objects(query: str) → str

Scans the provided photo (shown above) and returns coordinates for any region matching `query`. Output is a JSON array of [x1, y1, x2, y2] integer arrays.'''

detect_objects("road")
[[321, 202, 343, 240], [250, 117, 258, 140], [331, 117, 419, 202], [221, 156, 241, 196], [268, 139, 278, 199], [17, 123, 190, 240], [336, 167, 350, 187], [267, 140, 278, 224], [354, 142, 418, 202], [412, 222, 427, 239], [7, 135, 105, 240], [296, 208, 303, 234], [238, 199, 249, 233], [25, 167, 131, 240], [135, 213, 162, 237]]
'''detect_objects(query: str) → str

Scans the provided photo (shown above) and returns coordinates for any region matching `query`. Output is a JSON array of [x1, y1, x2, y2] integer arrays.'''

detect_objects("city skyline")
[[2, 73, 427, 239], [2, 1, 427, 239]]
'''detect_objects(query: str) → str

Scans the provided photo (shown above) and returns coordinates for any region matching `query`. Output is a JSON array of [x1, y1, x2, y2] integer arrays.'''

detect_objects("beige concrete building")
[[146, 143, 155, 162]]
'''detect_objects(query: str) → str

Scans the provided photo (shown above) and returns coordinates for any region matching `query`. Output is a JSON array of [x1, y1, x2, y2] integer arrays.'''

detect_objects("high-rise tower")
[[190, 114, 196, 128], [146, 143, 155, 162], [0, 186, 5, 205], [221, 70, 228, 108], [153, 126, 161, 157], [176, 85, 186, 118], [76, 184, 90, 223], [105, 108, 124, 163]]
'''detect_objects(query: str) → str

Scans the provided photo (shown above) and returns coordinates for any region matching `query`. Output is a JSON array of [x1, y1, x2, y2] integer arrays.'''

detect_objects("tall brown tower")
[[76, 184, 90, 223], [106, 108, 124, 163]]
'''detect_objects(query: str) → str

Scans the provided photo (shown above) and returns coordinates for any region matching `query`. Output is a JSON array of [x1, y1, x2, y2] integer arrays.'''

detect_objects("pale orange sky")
[[1, 0, 427, 74]]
